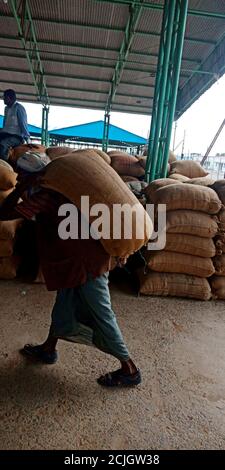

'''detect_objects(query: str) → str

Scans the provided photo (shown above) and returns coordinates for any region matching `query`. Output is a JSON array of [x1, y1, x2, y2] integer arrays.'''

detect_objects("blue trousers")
[[0, 132, 23, 161], [49, 273, 130, 361]]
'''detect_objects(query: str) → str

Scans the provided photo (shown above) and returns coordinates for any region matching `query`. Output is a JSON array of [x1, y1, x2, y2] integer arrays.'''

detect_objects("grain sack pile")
[[108, 151, 145, 179], [137, 182, 221, 300]]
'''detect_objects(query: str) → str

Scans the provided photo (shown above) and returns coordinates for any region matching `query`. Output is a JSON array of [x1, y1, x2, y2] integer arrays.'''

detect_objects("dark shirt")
[[15, 189, 110, 290]]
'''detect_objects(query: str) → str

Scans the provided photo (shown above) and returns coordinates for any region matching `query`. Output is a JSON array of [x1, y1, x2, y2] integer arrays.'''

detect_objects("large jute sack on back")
[[213, 255, 225, 276], [0, 239, 14, 257], [168, 173, 190, 182], [210, 275, 225, 299], [40, 153, 152, 257], [0, 219, 23, 240], [0, 256, 19, 279], [137, 270, 211, 300], [0, 166, 17, 190], [46, 146, 71, 160], [144, 178, 181, 202], [169, 150, 177, 163], [187, 175, 216, 186], [146, 251, 215, 277], [110, 154, 145, 177], [151, 183, 221, 214], [170, 160, 208, 178], [166, 210, 218, 238], [8, 144, 46, 163], [164, 233, 216, 258], [210, 180, 225, 205]]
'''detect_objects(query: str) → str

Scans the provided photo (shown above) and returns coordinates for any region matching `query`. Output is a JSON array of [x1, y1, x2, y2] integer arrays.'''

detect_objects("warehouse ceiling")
[[0, 0, 225, 118]]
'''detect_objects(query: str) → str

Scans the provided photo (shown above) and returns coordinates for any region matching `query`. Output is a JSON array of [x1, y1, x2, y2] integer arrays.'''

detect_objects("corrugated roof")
[[0, 0, 224, 118], [0, 115, 41, 135], [49, 120, 147, 145]]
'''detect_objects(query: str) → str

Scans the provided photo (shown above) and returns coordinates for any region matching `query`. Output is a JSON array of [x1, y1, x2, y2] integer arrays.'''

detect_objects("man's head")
[[3, 89, 17, 107]]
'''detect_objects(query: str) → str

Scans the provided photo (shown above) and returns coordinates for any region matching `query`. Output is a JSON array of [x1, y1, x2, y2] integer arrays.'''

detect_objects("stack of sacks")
[[169, 159, 208, 182], [208, 180, 225, 299], [137, 182, 221, 300], [108, 151, 145, 179], [0, 219, 23, 279]]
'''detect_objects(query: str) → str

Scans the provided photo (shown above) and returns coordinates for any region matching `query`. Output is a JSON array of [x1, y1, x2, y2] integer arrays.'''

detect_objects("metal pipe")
[[161, 0, 189, 178]]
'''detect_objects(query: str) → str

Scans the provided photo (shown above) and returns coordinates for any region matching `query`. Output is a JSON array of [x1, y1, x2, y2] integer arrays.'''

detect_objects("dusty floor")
[[1, 279, 225, 450]]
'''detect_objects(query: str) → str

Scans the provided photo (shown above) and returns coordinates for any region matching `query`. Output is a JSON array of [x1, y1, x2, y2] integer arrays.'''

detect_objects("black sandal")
[[97, 368, 141, 387]]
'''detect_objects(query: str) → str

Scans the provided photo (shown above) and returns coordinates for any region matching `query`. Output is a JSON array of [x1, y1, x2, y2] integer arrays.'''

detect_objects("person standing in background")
[[0, 89, 30, 161]]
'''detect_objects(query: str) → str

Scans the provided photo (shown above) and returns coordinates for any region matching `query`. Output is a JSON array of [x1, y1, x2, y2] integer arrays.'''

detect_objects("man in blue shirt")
[[0, 89, 30, 161]]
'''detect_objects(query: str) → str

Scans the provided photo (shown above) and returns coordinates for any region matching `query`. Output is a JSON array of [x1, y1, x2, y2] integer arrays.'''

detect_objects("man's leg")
[[0, 134, 22, 161], [79, 273, 141, 386]]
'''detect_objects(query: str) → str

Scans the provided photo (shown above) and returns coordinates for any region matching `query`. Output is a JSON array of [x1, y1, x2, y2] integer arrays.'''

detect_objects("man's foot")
[[20, 344, 58, 364], [97, 368, 141, 387]]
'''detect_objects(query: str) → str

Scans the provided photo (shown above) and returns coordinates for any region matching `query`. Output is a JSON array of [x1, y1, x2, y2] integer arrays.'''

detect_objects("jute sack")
[[110, 154, 145, 177], [168, 150, 177, 163], [0, 189, 14, 204], [210, 275, 225, 299], [151, 184, 221, 214], [40, 153, 152, 257], [120, 175, 139, 182], [108, 150, 129, 157], [46, 146, 71, 160], [144, 178, 181, 202], [146, 251, 215, 277], [213, 254, 225, 276], [136, 156, 146, 169], [9, 144, 46, 163], [0, 166, 17, 190], [0, 239, 14, 257], [187, 176, 216, 186], [0, 219, 23, 240], [164, 233, 216, 258], [168, 173, 190, 182], [0, 256, 19, 279], [0, 160, 14, 172], [210, 180, 225, 205], [137, 270, 211, 300], [170, 160, 208, 178], [166, 210, 218, 238]]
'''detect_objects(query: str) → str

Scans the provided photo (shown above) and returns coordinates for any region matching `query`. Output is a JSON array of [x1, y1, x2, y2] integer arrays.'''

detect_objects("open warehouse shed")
[[1, 0, 225, 455]]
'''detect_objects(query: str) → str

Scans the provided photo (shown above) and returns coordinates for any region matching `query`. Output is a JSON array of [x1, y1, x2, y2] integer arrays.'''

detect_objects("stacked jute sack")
[[0, 160, 23, 279], [137, 176, 222, 300], [208, 180, 225, 299]]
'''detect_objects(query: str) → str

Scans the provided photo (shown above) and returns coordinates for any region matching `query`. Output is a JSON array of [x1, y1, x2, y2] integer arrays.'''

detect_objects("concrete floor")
[[1, 279, 225, 450]]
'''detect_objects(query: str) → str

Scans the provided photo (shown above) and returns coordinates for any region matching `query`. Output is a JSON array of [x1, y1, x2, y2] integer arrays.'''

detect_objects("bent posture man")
[[0, 89, 30, 161], [0, 173, 141, 387]]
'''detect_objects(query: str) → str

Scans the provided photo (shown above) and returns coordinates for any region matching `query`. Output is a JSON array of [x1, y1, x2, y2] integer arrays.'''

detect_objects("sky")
[[0, 73, 225, 156]]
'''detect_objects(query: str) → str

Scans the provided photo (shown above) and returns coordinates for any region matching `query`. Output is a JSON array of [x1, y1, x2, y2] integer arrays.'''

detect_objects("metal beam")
[[97, 0, 225, 20], [9, 0, 49, 105], [1, 13, 216, 45], [105, 0, 144, 112]]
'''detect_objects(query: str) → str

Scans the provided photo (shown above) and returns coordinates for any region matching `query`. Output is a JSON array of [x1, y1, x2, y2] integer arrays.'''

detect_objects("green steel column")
[[41, 105, 49, 146], [145, 0, 169, 182], [161, 0, 189, 178], [155, 1, 180, 178], [149, 0, 176, 182], [102, 110, 110, 151]]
